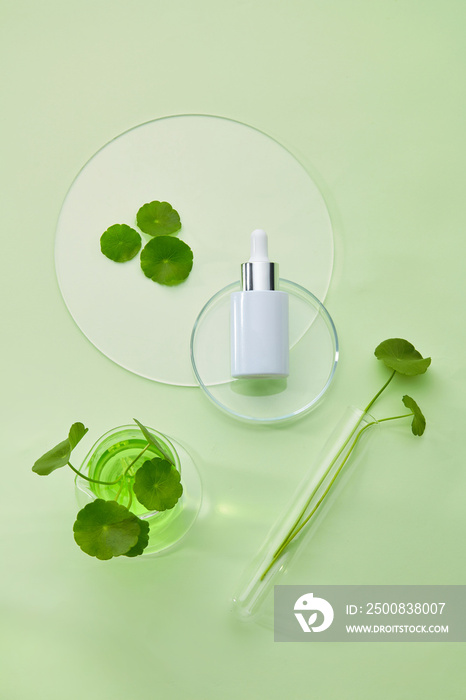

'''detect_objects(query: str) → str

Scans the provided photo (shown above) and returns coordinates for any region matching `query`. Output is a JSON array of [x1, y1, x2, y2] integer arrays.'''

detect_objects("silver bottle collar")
[[241, 261, 278, 291]]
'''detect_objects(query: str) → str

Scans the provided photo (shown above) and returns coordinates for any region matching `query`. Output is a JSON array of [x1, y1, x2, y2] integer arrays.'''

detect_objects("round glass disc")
[[191, 280, 338, 423], [55, 114, 334, 386]]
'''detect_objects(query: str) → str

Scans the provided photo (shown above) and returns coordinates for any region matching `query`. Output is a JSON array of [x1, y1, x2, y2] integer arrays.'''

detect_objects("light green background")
[[1, 1, 465, 698]]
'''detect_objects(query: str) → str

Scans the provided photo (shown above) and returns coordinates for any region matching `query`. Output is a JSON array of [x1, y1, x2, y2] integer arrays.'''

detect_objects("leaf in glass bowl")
[[73, 499, 142, 559], [133, 458, 183, 512]]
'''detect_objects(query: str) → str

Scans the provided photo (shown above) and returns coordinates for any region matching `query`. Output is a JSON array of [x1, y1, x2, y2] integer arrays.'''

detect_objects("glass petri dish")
[[55, 114, 334, 386], [190, 280, 338, 423]]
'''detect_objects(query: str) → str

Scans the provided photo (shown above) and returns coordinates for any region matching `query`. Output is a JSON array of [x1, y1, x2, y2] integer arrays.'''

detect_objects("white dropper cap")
[[241, 229, 278, 291], [249, 229, 269, 262]]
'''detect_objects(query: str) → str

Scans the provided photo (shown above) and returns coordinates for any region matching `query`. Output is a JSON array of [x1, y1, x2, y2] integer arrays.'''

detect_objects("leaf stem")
[[269, 371, 398, 564], [260, 422, 375, 581], [67, 462, 122, 486], [127, 479, 133, 510], [70, 443, 150, 496], [364, 369, 396, 413], [113, 478, 125, 502], [260, 409, 413, 581], [279, 421, 375, 546], [270, 423, 360, 560], [377, 414, 412, 422], [122, 444, 150, 477]]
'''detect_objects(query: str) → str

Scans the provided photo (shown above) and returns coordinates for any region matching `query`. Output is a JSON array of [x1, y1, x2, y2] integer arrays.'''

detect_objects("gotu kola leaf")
[[133, 418, 175, 465], [374, 338, 431, 376], [73, 499, 148, 560], [140, 236, 193, 286], [123, 518, 150, 558], [100, 224, 141, 263], [402, 395, 426, 436], [136, 200, 181, 237], [68, 422, 88, 450], [32, 422, 88, 476], [133, 458, 183, 512]]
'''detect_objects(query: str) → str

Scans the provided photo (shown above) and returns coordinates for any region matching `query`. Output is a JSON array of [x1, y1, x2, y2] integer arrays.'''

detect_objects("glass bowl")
[[75, 425, 202, 555]]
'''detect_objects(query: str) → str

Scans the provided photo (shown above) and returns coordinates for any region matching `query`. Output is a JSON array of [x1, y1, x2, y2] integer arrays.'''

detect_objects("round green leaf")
[[136, 200, 181, 237], [124, 518, 150, 558], [402, 395, 426, 436], [73, 499, 141, 560], [133, 458, 183, 512], [374, 338, 431, 376], [100, 224, 141, 262], [140, 236, 193, 286], [32, 422, 88, 475]]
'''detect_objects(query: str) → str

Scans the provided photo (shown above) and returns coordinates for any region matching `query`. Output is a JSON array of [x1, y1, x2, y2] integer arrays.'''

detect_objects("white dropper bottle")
[[230, 230, 289, 378]]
